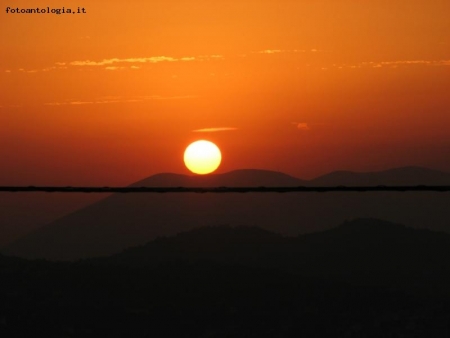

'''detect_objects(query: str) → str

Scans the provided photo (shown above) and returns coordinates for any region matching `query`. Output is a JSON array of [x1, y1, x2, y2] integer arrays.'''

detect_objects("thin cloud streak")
[[192, 127, 238, 133], [105, 66, 125, 71], [12, 54, 449, 75], [67, 55, 221, 67], [69, 56, 178, 66], [5, 54, 224, 74], [255, 49, 310, 54], [292, 122, 310, 131], [359, 60, 450, 68], [44, 95, 197, 106]]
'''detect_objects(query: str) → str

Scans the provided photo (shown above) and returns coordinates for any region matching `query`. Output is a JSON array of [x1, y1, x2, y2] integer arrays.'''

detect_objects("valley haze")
[[3, 166, 450, 260]]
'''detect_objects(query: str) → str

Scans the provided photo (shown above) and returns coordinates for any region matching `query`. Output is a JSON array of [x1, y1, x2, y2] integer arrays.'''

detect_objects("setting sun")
[[184, 140, 222, 175]]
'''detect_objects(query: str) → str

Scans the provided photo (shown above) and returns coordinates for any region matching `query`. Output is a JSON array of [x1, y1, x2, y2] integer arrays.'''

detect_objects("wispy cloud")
[[46, 101, 94, 106], [292, 122, 310, 131], [150, 95, 197, 100], [67, 55, 222, 67], [257, 49, 286, 54], [105, 66, 125, 71], [255, 49, 309, 54], [44, 95, 197, 106], [70, 101, 94, 105], [192, 127, 238, 133], [8, 65, 65, 73], [5, 54, 224, 74], [255, 48, 326, 54], [69, 56, 177, 66], [358, 60, 450, 68]]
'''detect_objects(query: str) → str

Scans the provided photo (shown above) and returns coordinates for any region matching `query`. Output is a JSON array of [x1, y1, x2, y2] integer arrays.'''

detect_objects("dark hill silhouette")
[[99, 226, 285, 268], [106, 218, 414, 267], [2, 219, 450, 336], [295, 219, 450, 293], [98, 218, 450, 296], [4, 167, 450, 260]]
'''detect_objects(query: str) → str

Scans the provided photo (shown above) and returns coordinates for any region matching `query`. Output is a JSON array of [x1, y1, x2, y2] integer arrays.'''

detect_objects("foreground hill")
[[4, 167, 450, 260], [101, 218, 450, 295], [2, 219, 450, 337]]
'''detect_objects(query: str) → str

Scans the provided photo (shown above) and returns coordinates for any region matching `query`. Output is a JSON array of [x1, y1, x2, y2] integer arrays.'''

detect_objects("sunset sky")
[[2, 0, 450, 185]]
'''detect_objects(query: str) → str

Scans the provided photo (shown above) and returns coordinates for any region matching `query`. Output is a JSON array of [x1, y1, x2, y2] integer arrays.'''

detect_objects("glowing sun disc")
[[184, 140, 222, 175]]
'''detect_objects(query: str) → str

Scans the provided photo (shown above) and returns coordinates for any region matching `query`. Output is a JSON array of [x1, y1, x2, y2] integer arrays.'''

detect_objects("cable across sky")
[[1, 186, 450, 193]]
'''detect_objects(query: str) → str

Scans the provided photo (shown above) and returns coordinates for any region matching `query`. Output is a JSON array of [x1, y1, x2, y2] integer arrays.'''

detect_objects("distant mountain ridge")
[[309, 166, 450, 186], [130, 169, 306, 187], [4, 166, 450, 260], [130, 166, 450, 187]]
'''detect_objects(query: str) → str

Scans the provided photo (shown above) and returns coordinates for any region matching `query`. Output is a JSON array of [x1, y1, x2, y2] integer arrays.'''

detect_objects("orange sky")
[[1, 0, 450, 185]]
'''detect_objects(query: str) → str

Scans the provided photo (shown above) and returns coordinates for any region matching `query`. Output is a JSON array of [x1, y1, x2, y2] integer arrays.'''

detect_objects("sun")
[[184, 140, 222, 175]]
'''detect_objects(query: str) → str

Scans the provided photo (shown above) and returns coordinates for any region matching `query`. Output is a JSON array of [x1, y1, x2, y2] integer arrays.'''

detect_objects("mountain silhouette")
[[98, 218, 450, 295], [3, 169, 306, 260], [130, 169, 306, 187], [310, 166, 450, 186], [4, 167, 450, 260], [2, 218, 450, 337]]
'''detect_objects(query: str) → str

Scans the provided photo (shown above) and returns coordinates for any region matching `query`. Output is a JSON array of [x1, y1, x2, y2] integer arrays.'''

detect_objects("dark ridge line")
[[1, 186, 450, 193]]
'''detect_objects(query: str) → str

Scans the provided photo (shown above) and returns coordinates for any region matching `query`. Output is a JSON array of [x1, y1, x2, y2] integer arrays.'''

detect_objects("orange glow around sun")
[[184, 140, 222, 175], [1, 0, 450, 185]]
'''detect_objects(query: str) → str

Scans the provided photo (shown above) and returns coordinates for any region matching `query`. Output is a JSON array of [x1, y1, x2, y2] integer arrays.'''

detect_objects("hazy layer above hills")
[[4, 166, 450, 260], [0, 193, 104, 247]]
